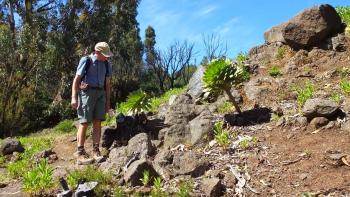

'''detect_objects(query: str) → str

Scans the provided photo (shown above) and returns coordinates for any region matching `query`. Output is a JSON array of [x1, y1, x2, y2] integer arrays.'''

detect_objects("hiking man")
[[71, 42, 112, 164]]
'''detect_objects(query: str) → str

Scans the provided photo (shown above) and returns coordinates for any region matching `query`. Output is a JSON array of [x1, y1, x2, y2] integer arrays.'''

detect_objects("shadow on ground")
[[224, 107, 272, 126]]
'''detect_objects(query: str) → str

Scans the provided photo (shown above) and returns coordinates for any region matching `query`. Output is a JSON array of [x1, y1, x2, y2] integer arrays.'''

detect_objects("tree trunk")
[[224, 88, 241, 114]]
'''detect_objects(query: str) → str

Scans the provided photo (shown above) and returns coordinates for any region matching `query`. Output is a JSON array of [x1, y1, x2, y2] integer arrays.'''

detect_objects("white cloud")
[[195, 5, 218, 17]]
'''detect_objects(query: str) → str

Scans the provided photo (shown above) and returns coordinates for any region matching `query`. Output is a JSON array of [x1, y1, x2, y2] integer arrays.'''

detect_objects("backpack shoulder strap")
[[81, 56, 91, 80], [105, 60, 109, 77]]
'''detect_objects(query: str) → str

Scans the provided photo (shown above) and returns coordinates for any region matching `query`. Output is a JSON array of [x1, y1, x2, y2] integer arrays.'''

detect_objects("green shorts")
[[78, 88, 106, 123]]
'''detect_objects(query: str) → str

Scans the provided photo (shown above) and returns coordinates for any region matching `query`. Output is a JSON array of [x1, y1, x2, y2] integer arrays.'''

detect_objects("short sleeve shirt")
[[76, 54, 112, 88]]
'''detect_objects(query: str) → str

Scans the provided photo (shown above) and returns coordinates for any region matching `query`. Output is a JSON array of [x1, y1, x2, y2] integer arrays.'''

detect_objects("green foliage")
[[67, 165, 114, 196], [236, 52, 248, 64], [54, 119, 75, 133], [117, 91, 152, 115], [213, 121, 230, 149], [176, 180, 193, 197], [239, 137, 257, 150], [22, 159, 56, 196], [293, 81, 314, 109], [140, 170, 150, 186], [102, 114, 116, 126], [217, 101, 234, 114], [0, 156, 5, 167], [150, 177, 167, 197], [113, 186, 126, 197], [150, 87, 186, 112], [336, 6, 350, 27], [269, 66, 282, 77], [331, 93, 342, 104], [203, 58, 248, 114], [7, 159, 30, 178], [275, 46, 287, 60], [340, 79, 350, 94]]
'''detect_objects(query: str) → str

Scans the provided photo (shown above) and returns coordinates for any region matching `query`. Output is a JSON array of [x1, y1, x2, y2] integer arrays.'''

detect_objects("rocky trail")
[[1, 4, 350, 197]]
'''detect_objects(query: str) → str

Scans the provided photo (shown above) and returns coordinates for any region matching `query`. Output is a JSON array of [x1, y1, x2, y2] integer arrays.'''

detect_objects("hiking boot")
[[93, 149, 104, 163], [74, 150, 94, 165]]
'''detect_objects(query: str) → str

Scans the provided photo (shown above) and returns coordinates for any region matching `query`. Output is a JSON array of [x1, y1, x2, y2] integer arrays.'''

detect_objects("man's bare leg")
[[92, 119, 103, 161], [77, 123, 89, 147]]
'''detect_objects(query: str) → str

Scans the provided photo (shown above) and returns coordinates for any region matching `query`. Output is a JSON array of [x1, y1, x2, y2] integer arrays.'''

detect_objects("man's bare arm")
[[71, 75, 81, 109]]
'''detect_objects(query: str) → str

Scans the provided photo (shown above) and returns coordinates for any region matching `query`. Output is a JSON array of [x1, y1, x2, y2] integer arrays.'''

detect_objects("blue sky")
[[137, 0, 349, 62]]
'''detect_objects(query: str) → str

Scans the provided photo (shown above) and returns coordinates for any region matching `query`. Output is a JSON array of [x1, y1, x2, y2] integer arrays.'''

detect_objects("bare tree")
[[161, 41, 194, 89], [202, 33, 227, 62]]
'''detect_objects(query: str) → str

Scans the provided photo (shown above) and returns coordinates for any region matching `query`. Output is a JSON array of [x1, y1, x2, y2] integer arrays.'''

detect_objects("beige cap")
[[94, 42, 113, 57]]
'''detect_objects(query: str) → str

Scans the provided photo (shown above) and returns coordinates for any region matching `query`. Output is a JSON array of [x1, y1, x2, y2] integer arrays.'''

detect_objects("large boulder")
[[123, 159, 159, 186], [126, 133, 153, 159], [302, 98, 340, 120], [189, 110, 215, 145], [264, 4, 343, 49], [99, 146, 127, 173], [187, 65, 205, 100], [0, 138, 24, 156]]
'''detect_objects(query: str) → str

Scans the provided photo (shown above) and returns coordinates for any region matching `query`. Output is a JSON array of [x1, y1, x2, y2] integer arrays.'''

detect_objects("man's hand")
[[71, 97, 78, 110]]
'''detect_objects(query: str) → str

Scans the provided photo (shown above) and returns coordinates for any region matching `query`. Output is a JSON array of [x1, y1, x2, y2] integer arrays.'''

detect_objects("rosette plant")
[[203, 58, 249, 114], [123, 91, 152, 115]]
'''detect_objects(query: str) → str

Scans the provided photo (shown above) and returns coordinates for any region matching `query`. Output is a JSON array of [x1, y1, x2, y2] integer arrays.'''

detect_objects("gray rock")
[[296, 116, 308, 127], [187, 65, 205, 100], [264, 4, 343, 49], [99, 146, 127, 173], [302, 98, 340, 120], [201, 178, 223, 197], [341, 120, 350, 132], [310, 117, 329, 129], [126, 133, 153, 159], [0, 138, 25, 156], [244, 78, 271, 102], [171, 151, 210, 177], [74, 182, 98, 197], [163, 124, 191, 148], [189, 110, 214, 145], [123, 159, 159, 186]]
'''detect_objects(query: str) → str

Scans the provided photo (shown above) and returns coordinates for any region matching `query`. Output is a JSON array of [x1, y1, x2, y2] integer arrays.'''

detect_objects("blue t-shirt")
[[76, 54, 112, 88]]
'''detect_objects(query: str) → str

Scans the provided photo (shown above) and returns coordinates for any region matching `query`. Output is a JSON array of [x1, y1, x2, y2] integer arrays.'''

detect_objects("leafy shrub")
[[340, 79, 350, 94], [269, 66, 282, 77], [203, 58, 249, 113], [23, 159, 55, 196], [293, 81, 314, 109], [117, 91, 151, 115], [336, 6, 350, 26], [19, 136, 53, 160], [217, 101, 234, 114], [54, 119, 75, 133], [213, 121, 230, 150], [236, 52, 248, 63], [67, 166, 114, 196]]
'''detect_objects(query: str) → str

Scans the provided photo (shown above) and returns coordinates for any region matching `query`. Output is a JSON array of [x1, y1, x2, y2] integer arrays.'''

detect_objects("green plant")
[[331, 93, 342, 104], [217, 101, 234, 114], [113, 186, 126, 197], [118, 91, 152, 115], [149, 87, 186, 112], [176, 180, 193, 197], [0, 156, 5, 167], [54, 119, 75, 133], [22, 159, 56, 196], [269, 66, 282, 77], [67, 166, 114, 196], [340, 79, 350, 94], [7, 159, 29, 178], [213, 121, 230, 149], [203, 58, 249, 113], [102, 113, 115, 126], [236, 52, 248, 64], [239, 137, 257, 150], [19, 136, 53, 160], [140, 170, 150, 186], [293, 81, 314, 109], [336, 6, 350, 27], [275, 46, 287, 60], [150, 177, 167, 197], [303, 149, 312, 158]]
